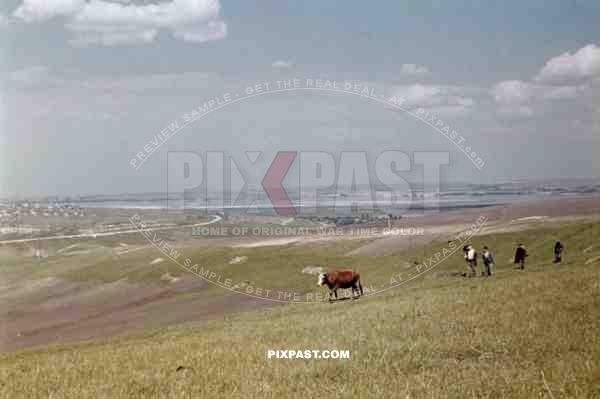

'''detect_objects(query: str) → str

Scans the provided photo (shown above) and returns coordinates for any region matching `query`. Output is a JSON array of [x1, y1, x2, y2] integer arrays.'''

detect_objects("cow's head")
[[317, 272, 328, 287]]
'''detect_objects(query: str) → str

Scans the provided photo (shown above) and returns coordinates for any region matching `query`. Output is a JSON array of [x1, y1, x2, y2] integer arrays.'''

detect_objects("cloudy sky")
[[1, 0, 599, 197]]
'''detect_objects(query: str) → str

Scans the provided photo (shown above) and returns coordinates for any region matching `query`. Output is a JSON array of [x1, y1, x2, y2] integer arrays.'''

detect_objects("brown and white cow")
[[317, 269, 363, 301]]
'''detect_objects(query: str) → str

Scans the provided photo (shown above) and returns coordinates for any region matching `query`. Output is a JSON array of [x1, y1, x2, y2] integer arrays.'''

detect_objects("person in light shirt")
[[463, 244, 478, 277]]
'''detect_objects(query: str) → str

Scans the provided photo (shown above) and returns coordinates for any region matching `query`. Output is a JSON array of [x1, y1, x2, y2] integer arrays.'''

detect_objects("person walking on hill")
[[482, 246, 495, 276], [554, 240, 563, 263], [514, 243, 528, 270], [464, 244, 478, 277], [463, 245, 470, 275]]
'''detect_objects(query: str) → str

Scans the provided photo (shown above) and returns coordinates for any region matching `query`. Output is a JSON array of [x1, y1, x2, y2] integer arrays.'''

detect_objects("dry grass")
[[1, 222, 599, 398]]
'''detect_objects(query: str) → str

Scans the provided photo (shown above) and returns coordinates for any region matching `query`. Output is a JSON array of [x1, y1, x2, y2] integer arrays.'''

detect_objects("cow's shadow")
[[328, 292, 362, 303]]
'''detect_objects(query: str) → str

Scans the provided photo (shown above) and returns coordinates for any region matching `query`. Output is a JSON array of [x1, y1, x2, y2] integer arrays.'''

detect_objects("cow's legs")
[[329, 289, 337, 303], [352, 281, 363, 298]]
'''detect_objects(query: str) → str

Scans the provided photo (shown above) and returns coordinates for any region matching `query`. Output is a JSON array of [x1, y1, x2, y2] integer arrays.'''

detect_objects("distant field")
[[1, 221, 599, 397], [0, 212, 212, 242]]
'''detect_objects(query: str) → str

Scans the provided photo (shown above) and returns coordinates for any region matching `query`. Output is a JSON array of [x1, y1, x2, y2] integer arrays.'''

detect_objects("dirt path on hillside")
[[0, 277, 278, 352]]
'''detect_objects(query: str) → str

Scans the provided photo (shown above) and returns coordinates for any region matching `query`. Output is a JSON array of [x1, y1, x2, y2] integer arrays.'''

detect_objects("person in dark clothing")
[[514, 243, 528, 270], [482, 246, 495, 276], [554, 240, 563, 263]]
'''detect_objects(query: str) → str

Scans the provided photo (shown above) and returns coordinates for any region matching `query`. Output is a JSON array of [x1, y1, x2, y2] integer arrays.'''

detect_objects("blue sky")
[[1, 0, 599, 196], [3, 0, 599, 79]]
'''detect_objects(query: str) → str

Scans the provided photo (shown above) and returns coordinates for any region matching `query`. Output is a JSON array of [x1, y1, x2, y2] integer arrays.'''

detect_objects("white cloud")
[[12, 0, 227, 46], [491, 78, 588, 116], [491, 46, 600, 117], [391, 84, 475, 115], [272, 60, 294, 69], [535, 44, 600, 85], [399, 84, 441, 107], [490, 45, 600, 116], [69, 28, 159, 47], [12, 0, 85, 22], [542, 85, 581, 100], [172, 19, 227, 43], [491, 80, 533, 106], [400, 64, 429, 75]]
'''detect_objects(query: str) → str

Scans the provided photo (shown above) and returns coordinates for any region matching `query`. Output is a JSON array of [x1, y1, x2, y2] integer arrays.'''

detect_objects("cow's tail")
[[356, 271, 363, 297]]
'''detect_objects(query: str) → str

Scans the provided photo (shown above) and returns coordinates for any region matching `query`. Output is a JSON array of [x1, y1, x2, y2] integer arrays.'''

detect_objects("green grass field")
[[1, 221, 599, 398]]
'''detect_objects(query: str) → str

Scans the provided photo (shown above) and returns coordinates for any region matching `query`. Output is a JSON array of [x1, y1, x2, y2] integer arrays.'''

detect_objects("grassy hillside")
[[1, 221, 599, 398]]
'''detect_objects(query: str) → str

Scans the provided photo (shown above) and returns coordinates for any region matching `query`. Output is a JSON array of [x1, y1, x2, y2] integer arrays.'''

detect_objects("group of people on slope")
[[462, 240, 564, 277], [463, 244, 495, 277]]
